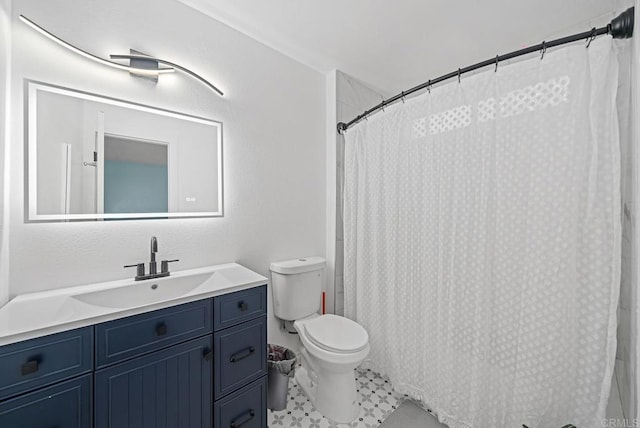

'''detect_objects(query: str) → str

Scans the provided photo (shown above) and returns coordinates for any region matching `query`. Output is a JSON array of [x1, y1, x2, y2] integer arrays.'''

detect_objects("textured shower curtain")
[[343, 38, 622, 428]]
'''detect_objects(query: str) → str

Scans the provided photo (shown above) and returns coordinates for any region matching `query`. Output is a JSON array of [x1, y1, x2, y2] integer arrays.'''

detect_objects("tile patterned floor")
[[268, 368, 405, 428]]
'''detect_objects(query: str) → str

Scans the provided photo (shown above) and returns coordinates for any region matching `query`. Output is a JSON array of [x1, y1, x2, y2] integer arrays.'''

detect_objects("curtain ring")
[[427, 80, 431, 93], [586, 27, 597, 48], [401, 91, 406, 104], [381, 100, 386, 112], [540, 41, 547, 60], [457, 68, 461, 83], [495, 55, 499, 72]]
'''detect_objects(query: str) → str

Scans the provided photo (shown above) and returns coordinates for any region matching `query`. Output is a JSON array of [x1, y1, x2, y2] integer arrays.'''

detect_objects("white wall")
[[8, 0, 326, 348], [0, 0, 11, 308]]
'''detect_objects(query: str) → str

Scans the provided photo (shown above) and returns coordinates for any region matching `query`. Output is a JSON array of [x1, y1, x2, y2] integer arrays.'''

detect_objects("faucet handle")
[[161, 259, 180, 274], [124, 263, 145, 278]]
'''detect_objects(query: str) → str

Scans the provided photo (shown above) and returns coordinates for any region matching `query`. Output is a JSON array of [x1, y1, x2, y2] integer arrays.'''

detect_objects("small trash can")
[[267, 344, 297, 411]]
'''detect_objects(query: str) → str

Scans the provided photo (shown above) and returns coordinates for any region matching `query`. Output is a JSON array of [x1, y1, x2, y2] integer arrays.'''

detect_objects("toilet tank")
[[270, 257, 325, 321]]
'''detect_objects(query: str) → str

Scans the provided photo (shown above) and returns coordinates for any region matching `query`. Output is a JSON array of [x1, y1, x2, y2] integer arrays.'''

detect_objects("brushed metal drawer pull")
[[155, 323, 168, 337], [230, 409, 255, 428], [21, 359, 40, 376], [229, 346, 255, 363], [238, 301, 248, 311]]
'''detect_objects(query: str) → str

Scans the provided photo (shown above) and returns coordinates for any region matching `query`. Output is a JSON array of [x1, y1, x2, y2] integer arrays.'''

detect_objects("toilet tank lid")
[[270, 257, 325, 274]]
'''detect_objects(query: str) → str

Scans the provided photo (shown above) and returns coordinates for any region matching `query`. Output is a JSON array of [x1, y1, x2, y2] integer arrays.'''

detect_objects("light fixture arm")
[[19, 15, 174, 75], [110, 54, 224, 96]]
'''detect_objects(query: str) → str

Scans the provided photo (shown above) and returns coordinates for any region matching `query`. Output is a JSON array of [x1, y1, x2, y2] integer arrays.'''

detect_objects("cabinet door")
[[95, 336, 212, 428], [0, 374, 92, 428]]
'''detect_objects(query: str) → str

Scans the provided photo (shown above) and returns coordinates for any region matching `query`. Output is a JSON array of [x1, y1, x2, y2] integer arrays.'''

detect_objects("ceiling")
[[178, 0, 622, 94]]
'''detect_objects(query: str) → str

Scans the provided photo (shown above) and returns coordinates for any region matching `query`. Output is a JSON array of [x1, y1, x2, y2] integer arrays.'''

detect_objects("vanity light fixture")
[[19, 15, 224, 96], [110, 53, 224, 96]]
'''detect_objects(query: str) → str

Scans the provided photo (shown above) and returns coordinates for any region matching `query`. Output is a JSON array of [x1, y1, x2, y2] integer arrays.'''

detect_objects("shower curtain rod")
[[337, 7, 635, 134]]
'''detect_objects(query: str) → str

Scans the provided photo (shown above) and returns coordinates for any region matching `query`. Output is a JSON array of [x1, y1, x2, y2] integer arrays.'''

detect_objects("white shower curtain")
[[343, 38, 622, 428]]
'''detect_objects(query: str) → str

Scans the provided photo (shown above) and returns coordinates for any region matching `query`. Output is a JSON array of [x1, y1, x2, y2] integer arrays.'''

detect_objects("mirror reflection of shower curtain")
[[344, 37, 623, 427]]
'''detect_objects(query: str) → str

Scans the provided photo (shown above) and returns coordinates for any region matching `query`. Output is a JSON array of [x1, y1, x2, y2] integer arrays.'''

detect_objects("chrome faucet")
[[124, 236, 179, 281]]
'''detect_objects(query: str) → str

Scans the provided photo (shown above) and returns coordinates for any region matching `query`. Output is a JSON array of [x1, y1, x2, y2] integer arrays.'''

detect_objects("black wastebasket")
[[267, 344, 297, 411]]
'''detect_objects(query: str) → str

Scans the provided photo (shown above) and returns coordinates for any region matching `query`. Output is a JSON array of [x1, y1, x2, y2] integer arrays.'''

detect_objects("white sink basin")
[[71, 272, 219, 309], [0, 263, 268, 346]]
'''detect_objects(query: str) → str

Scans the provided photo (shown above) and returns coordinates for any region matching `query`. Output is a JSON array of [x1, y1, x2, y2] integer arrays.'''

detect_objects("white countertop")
[[0, 263, 268, 346]]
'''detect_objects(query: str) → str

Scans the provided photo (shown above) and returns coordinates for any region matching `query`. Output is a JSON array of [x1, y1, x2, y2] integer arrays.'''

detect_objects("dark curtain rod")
[[337, 7, 635, 134]]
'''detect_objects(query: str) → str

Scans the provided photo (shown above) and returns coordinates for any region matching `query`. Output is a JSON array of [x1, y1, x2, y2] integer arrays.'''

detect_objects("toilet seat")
[[302, 314, 369, 354]]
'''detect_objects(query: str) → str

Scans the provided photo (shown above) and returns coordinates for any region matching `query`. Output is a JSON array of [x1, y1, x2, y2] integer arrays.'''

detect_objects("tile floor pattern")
[[268, 368, 406, 428]]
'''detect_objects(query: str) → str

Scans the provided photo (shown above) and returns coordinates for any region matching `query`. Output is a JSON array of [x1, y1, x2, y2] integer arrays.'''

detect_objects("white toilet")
[[270, 257, 370, 423]]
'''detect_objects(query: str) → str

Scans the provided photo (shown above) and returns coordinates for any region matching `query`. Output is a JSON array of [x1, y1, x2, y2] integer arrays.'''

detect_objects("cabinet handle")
[[230, 409, 255, 428], [21, 359, 40, 376], [229, 346, 255, 363], [238, 301, 248, 311], [155, 323, 168, 337], [203, 348, 213, 362]]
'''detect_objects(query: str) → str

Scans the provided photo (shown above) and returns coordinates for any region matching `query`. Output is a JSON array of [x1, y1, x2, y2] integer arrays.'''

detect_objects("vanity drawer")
[[214, 316, 267, 398], [214, 285, 266, 331], [214, 376, 266, 428], [0, 374, 92, 428], [96, 299, 212, 368], [0, 327, 93, 401]]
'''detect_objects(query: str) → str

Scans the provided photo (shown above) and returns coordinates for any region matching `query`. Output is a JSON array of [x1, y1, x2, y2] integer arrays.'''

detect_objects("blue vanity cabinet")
[[94, 336, 213, 428], [213, 285, 268, 428], [0, 284, 269, 428]]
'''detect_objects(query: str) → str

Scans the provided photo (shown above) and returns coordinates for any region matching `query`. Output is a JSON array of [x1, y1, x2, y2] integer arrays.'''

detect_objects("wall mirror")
[[27, 81, 223, 221]]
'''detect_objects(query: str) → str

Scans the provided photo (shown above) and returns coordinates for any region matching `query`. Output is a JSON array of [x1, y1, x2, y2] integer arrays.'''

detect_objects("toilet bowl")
[[270, 257, 370, 423], [293, 314, 370, 423]]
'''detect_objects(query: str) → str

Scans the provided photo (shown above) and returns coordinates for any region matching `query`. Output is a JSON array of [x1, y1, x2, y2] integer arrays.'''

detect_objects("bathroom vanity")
[[0, 263, 268, 428]]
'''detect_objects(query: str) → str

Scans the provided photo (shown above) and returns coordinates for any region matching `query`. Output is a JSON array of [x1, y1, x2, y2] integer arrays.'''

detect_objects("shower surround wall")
[[627, 1, 640, 419], [334, 71, 384, 315], [618, 33, 636, 420], [5, 0, 326, 350]]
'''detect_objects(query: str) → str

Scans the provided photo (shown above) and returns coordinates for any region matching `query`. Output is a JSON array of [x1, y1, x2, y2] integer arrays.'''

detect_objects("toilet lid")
[[303, 314, 369, 353]]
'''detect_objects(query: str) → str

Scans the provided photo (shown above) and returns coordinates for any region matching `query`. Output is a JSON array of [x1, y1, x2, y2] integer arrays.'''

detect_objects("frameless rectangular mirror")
[[27, 81, 223, 220]]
